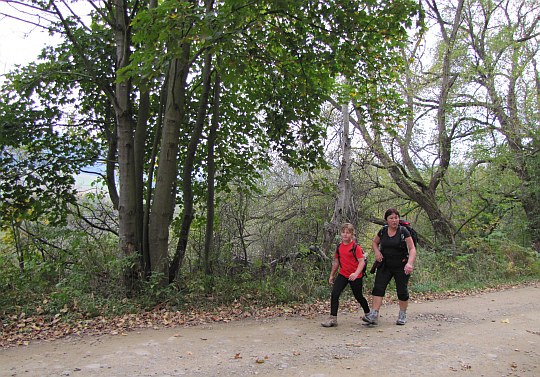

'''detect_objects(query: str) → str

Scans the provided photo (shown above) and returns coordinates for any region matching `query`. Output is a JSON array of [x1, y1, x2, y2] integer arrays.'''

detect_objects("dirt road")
[[1, 284, 539, 377]]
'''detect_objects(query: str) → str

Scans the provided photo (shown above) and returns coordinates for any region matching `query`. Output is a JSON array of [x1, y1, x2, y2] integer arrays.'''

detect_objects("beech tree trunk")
[[149, 46, 192, 283], [204, 74, 222, 275], [169, 47, 214, 282], [113, 0, 141, 292]]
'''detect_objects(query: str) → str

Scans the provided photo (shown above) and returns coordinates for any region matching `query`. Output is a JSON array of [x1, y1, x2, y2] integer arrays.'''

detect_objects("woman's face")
[[386, 213, 400, 228]]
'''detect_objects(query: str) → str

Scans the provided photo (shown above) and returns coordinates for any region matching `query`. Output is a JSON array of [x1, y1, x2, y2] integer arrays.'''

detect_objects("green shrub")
[[2, 232, 538, 322], [411, 238, 540, 293]]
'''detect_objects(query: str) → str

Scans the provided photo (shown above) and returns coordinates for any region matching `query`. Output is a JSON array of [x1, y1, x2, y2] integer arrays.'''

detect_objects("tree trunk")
[[529, 59, 540, 251], [134, 90, 150, 274], [204, 73, 221, 275], [143, 78, 168, 278], [169, 48, 214, 282], [322, 101, 353, 256], [113, 0, 141, 293], [149, 46, 191, 283], [104, 118, 119, 210]]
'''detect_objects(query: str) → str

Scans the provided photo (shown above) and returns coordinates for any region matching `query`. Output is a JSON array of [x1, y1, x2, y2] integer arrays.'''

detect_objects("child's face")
[[341, 228, 354, 243]]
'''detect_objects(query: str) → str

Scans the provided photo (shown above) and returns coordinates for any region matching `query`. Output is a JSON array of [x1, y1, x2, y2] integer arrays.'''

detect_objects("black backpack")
[[335, 242, 367, 275], [397, 220, 418, 259], [399, 220, 418, 247]]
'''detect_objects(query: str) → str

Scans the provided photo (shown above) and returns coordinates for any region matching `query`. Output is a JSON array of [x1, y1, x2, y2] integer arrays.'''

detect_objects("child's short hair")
[[340, 222, 356, 236]]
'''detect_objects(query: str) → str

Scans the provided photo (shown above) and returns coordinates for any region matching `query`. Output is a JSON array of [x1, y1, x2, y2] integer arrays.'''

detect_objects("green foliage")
[[435, 162, 525, 243], [172, 235, 539, 310], [0, 61, 102, 226], [0, 210, 131, 320], [411, 238, 540, 293], [2, 0, 539, 327], [178, 259, 328, 309], [2, 223, 538, 322], [1, 0, 423, 290]]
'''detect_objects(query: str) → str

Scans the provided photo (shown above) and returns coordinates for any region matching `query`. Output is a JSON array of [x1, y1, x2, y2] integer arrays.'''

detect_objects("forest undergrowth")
[[1, 237, 539, 349]]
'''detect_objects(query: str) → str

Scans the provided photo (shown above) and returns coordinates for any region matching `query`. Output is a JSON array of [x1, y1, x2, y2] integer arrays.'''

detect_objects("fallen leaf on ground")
[[1, 282, 535, 349]]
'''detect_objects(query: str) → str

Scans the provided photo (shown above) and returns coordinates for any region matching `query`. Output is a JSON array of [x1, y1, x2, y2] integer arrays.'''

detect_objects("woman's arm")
[[372, 235, 383, 262], [404, 237, 416, 275]]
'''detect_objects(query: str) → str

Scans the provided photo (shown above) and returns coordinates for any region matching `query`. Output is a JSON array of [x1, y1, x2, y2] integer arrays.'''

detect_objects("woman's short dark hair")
[[384, 208, 400, 220]]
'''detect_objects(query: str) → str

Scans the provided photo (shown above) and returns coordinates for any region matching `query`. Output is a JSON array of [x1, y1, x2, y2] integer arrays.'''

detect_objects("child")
[[321, 223, 370, 327]]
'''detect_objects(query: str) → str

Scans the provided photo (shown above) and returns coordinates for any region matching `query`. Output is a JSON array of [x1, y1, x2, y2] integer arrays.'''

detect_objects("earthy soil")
[[1, 284, 539, 377]]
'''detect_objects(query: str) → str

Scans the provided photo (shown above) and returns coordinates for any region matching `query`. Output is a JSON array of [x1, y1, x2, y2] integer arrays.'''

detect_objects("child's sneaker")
[[396, 310, 407, 325], [362, 310, 379, 325], [321, 316, 338, 327]]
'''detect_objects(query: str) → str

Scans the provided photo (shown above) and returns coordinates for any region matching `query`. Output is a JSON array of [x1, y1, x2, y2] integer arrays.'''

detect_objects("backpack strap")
[[336, 241, 358, 267], [337, 242, 367, 275], [399, 226, 409, 260], [350, 242, 358, 262], [378, 226, 388, 251]]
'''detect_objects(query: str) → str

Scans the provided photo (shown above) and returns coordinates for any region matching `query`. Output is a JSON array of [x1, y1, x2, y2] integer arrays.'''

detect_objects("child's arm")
[[329, 256, 339, 284]]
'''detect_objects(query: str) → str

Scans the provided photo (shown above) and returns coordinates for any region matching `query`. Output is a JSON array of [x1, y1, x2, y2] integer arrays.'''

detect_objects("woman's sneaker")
[[362, 310, 379, 325], [321, 316, 338, 327], [396, 310, 407, 325]]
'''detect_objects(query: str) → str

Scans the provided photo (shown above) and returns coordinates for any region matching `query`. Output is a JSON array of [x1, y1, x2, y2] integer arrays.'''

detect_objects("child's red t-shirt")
[[335, 242, 364, 279]]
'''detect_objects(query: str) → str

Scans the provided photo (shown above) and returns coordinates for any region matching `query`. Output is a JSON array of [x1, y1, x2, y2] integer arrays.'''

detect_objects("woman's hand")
[[375, 251, 384, 263], [404, 263, 414, 275]]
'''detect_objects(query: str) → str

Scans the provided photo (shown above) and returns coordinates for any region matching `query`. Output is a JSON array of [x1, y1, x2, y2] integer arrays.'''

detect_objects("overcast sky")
[[0, 2, 60, 75]]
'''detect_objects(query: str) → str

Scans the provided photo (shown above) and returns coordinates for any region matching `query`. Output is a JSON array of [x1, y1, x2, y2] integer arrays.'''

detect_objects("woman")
[[363, 208, 417, 325]]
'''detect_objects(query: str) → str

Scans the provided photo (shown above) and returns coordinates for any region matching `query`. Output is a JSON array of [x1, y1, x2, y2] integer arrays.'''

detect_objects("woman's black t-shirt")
[[377, 226, 411, 267]]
